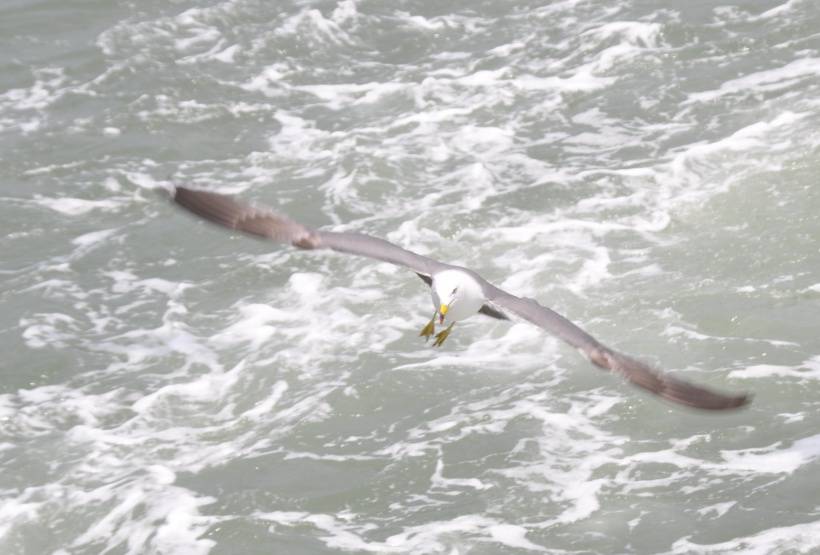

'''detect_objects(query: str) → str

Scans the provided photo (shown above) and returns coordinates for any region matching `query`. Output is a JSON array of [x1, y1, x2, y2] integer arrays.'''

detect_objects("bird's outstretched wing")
[[174, 186, 751, 410], [173, 187, 445, 277], [484, 287, 750, 410]]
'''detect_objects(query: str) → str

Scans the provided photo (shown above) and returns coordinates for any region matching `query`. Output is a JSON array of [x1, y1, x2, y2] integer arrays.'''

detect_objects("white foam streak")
[[258, 510, 547, 553], [131, 361, 244, 415], [721, 434, 820, 474], [580, 21, 663, 73], [729, 355, 820, 381], [688, 59, 820, 104], [0, 67, 66, 117], [297, 82, 407, 110], [670, 518, 820, 555], [431, 458, 491, 491], [757, 0, 803, 20], [0, 500, 39, 540], [276, 8, 355, 46], [33, 195, 124, 216], [69, 483, 217, 555], [211, 304, 295, 349], [386, 515, 545, 553], [583, 21, 662, 49], [660, 111, 805, 200]]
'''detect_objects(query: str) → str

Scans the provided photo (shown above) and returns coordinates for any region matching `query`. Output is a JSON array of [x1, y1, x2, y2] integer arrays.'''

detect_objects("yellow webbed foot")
[[419, 318, 436, 341], [432, 323, 454, 347]]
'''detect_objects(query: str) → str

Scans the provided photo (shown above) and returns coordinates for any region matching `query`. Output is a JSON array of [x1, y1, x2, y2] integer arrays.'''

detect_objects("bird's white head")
[[432, 269, 484, 324], [434, 279, 459, 324]]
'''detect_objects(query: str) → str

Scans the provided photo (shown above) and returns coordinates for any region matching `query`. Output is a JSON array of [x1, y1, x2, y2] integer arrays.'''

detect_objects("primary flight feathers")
[[173, 186, 750, 411]]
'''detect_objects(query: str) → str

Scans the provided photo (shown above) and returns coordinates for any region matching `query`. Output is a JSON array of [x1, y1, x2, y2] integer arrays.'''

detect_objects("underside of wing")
[[317, 231, 444, 278], [174, 187, 319, 247], [173, 187, 445, 277], [586, 347, 750, 410], [486, 289, 750, 410], [478, 304, 509, 320]]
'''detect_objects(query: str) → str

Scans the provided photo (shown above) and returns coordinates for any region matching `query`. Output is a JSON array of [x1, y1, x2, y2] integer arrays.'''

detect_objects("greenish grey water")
[[2, 1, 820, 553]]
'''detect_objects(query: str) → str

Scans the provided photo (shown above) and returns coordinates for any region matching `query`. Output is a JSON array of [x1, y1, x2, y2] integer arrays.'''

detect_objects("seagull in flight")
[[173, 186, 750, 411]]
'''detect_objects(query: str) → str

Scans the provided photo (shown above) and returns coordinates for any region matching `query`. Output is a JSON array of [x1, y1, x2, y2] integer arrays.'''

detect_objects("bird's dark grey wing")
[[415, 273, 433, 286], [173, 187, 444, 277], [316, 231, 444, 277], [477, 304, 509, 320], [485, 287, 750, 411], [174, 186, 318, 246]]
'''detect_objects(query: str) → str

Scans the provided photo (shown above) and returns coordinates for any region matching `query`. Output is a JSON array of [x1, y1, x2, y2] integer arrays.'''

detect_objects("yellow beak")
[[439, 304, 449, 323]]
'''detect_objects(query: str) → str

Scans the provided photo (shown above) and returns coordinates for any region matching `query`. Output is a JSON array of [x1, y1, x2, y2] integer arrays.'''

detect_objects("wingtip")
[[726, 391, 753, 410], [169, 185, 192, 206], [597, 348, 754, 411], [670, 385, 752, 412], [171, 185, 196, 203]]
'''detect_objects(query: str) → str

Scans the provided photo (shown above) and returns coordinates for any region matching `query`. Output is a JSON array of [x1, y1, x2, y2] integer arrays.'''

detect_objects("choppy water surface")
[[2, 0, 820, 553]]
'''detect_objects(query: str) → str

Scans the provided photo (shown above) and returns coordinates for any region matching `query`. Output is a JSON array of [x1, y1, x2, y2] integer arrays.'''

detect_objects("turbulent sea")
[[2, 0, 820, 553]]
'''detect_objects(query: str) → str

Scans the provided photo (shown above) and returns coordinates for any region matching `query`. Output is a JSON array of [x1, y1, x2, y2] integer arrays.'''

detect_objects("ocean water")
[[2, 0, 820, 553]]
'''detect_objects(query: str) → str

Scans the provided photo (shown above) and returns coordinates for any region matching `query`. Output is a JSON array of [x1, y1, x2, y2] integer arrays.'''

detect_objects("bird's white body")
[[431, 269, 486, 323]]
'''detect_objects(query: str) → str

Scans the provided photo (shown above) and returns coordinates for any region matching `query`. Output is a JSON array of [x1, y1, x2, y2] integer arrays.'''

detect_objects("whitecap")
[[729, 355, 820, 381], [34, 196, 123, 216], [671, 518, 820, 554], [721, 433, 820, 474]]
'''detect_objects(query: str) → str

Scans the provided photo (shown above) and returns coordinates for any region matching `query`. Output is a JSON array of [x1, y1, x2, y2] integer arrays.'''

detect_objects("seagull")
[[173, 186, 750, 411]]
